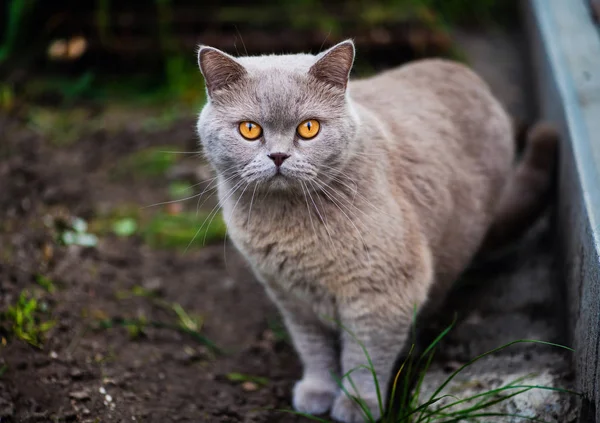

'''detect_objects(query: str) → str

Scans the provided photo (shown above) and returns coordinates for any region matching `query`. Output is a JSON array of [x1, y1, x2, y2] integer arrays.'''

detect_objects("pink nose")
[[268, 152, 290, 167]]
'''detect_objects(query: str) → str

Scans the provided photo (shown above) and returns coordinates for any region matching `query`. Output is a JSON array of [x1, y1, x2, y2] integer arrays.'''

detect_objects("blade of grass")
[[437, 412, 551, 423], [431, 383, 581, 419], [324, 317, 385, 418], [333, 372, 376, 422], [274, 409, 332, 423], [422, 339, 573, 418], [411, 348, 436, 409], [98, 318, 222, 354], [387, 343, 415, 418]]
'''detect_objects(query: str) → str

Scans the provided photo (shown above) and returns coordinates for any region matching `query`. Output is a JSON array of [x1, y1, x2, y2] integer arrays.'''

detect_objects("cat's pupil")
[[306, 122, 311, 131], [247, 123, 253, 130]]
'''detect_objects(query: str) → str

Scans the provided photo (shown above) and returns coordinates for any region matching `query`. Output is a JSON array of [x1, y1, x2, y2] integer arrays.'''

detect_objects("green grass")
[[226, 372, 270, 386], [113, 146, 181, 179], [86, 186, 227, 251], [100, 284, 221, 353], [0, 0, 35, 63], [142, 211, 227, 250], [2, 290, 55, 348], [283, 321, 579, 423], [35, 274, 56, 294]]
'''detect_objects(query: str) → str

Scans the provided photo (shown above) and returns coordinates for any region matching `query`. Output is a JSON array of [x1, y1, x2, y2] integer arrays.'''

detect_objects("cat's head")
[[196, 40, 360, 192]]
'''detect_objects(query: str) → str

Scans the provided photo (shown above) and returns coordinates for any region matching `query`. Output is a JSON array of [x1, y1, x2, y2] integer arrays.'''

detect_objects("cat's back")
[[349, 57, 512, 180], [349, 59, 514, 274], [350, 58, 502, 129]]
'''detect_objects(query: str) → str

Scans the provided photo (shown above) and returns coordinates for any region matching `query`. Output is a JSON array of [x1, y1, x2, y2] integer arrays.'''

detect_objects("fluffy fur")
[[196, 40, 556, 422]]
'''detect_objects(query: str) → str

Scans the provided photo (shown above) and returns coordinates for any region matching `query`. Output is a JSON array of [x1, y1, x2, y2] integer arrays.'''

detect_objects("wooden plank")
[[526, 0, 600, 421]]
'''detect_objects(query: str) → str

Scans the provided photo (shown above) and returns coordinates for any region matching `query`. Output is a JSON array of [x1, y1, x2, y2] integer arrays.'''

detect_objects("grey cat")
[[195, 40, 556, 422]]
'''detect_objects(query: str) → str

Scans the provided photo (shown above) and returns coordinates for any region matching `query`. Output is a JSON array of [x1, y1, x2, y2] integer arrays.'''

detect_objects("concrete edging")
[[525, 0, 600, 421]]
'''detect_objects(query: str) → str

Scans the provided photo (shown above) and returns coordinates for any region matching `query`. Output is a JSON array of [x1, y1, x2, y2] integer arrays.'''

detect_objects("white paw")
[[292, 377, 338, 415], [330, 393, 381, 423]]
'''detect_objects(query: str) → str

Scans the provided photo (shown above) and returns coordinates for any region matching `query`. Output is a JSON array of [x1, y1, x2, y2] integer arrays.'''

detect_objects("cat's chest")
[[221, 191, 352, 292]]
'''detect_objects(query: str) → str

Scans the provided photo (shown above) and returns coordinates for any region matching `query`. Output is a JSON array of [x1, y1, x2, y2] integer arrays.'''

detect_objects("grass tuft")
[[2, 290, 55, 348], [280, 320, 579, 423], [101, 285, 221, 354], [143, 211, 227, 250]]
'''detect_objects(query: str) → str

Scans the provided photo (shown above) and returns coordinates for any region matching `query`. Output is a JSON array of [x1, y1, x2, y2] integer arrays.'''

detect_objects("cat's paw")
[[292, 377, 338, 415], [330, 393, 381, 423]]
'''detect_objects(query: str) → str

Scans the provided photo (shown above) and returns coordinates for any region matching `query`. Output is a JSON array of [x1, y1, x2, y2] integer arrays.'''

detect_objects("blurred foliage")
[[0, 0, 515, 110], [143, 212, 227, 250], [1, 290, 55, 348], [113, 146, 181, 179], [27, 107, 98, 146], [0, 0, 35, 62]]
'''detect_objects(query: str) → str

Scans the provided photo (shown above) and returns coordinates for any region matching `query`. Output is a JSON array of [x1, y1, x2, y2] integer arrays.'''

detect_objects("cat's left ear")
[[309, 39, 355, 90], [197, 45, 247, 96]]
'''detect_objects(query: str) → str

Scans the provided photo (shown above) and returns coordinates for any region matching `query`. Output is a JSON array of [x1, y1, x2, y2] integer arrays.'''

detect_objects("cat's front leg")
[[266, 285, 340, 416], [330, 299, 413, 423]]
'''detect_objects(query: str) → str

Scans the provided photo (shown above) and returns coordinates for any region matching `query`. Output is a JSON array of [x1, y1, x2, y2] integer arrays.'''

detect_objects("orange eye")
[[297, 119, 320, 140], [238, 121, 262, 140]]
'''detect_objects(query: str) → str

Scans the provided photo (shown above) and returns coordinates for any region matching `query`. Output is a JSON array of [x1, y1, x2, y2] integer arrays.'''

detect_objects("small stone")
[[241, 381, 259, 392], [69, 390, 90, 400], [105, 394, 113, 403], [142, 277, 163, 293], [99, 387, 106, 395], [82, 408, 91, 416], [262, 330, 276, 342], [50, 351, 58, 359], [70, 368, 84, 379], [123, 391, 137, 400], [165, 202, 183, 216]]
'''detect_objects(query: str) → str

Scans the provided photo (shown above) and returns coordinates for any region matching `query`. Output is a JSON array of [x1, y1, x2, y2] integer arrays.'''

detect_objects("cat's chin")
[[267, 174, 294, 191]]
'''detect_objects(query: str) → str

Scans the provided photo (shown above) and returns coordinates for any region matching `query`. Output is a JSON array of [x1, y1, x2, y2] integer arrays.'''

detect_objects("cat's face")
[[196, 40, 359, 192]]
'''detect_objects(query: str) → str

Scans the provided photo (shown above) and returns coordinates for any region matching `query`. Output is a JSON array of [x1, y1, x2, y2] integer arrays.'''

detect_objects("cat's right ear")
[[197, 46, 246, 97], [309, 39, 355, 90]]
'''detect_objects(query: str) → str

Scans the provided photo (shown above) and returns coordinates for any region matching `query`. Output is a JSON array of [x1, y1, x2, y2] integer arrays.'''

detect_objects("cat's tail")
[[480, 121, 559, 252]]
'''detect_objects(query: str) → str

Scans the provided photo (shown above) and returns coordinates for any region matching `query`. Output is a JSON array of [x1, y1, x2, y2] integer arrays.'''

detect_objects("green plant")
[[0, 0, 36, 63], [226, 372, 269, 386], [113, 146, 180, 179], [105, 285, 220, 353], [2, 290, 55, 348], [281, 321, 579, 423], [35, 275, 56, 293], [95, 0, 111, 45], [143, 211, 227, 250]]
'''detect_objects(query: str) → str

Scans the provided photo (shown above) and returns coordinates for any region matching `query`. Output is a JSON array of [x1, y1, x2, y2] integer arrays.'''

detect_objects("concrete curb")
[[525, 0, 600, 421]]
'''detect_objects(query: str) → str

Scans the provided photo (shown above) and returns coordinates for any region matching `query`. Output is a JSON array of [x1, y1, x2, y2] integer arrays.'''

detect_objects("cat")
[[195, 40, 557, 422]]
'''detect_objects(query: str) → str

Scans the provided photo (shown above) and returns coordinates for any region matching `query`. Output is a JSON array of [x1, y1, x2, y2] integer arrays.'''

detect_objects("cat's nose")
[[268, 152, 290, 167]]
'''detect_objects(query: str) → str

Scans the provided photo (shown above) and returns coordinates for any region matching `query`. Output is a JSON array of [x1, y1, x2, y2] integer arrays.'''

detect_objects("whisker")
[[318, 169, 395, 220], [222, 182, 249, 267], [312, 179, 372, 266], [142, 192, 206, 209], [247, 182, 259, 226], [196, 172, 238, 216], [307, 180, 336, 252], [185, 179, 244, 253], [157, 150, 202, 155], [234, 25, 248, 56], [300, 181, 318, 242]]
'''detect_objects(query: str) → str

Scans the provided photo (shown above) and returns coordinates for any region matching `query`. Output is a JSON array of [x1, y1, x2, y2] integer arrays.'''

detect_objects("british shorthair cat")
[[195, 40, 556, 422]]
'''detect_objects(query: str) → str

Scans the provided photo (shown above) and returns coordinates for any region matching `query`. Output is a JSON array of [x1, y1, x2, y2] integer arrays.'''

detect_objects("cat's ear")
[[309, 40, 355, 90], [197, 45, 247, 96]]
